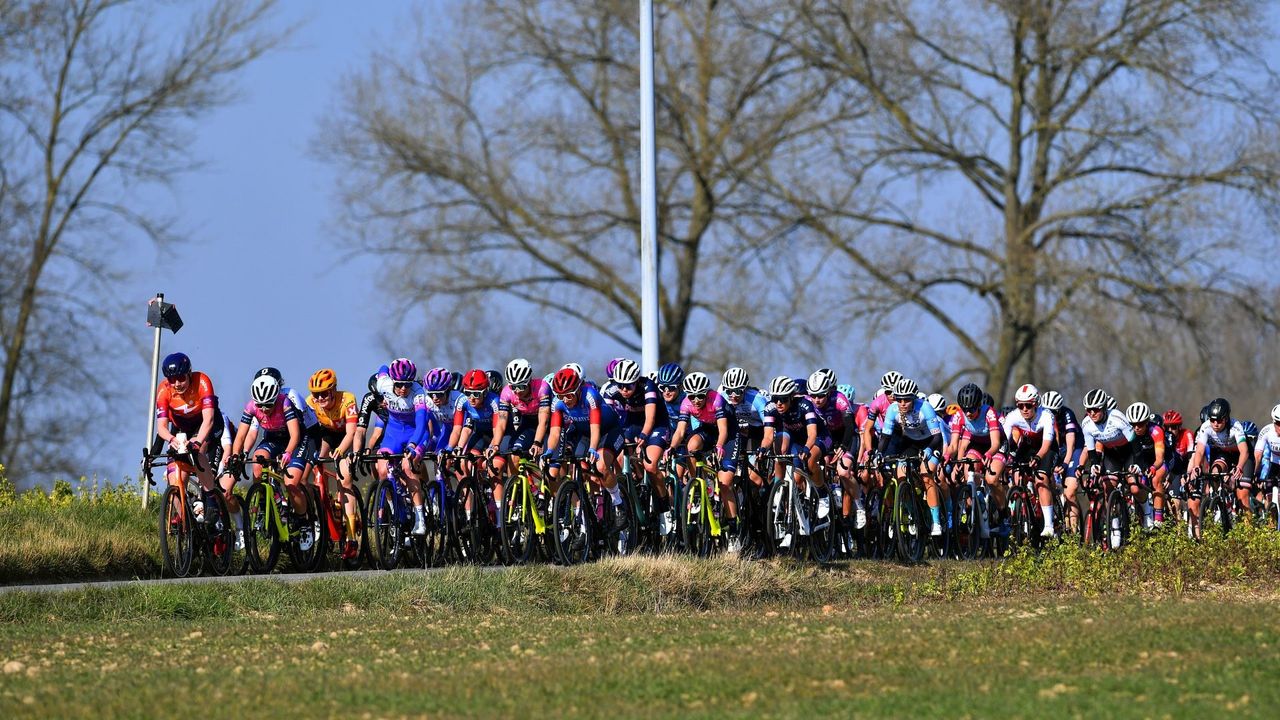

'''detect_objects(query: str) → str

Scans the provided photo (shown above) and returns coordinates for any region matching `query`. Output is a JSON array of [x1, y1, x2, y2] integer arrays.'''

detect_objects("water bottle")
[[193, 499, 205, 523]]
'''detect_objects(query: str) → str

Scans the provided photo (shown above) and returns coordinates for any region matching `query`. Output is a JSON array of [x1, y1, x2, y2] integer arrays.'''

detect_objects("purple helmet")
[[423, 367, 452, 392], [604, 357, 623, 379], [388, 358, 417, 382]]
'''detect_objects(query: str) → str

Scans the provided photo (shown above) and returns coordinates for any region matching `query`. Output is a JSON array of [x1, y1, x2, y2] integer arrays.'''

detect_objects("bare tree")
[[0, 0, 285, 481], [769, 0, 1280, 398], [322, 0, 855, 367]]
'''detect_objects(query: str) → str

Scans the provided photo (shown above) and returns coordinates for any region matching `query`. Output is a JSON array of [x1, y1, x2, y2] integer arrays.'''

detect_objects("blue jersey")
[[723, 387, 768, 428], [375, 374, 432, 447], [764, 397, 826, 437], [602, 377, 669, 428], [453, 391, 502, 434], [881, 399, 942, 442], [663, 393, 685, 431], [552, 385, 619, 435]]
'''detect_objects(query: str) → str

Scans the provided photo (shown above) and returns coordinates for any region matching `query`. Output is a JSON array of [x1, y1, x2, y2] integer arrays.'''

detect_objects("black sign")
[[146, 296, 183, 333]]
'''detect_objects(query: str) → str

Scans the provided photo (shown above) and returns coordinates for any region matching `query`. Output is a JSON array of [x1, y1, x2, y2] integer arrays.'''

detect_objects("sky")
[[114, 2, 412, 481]]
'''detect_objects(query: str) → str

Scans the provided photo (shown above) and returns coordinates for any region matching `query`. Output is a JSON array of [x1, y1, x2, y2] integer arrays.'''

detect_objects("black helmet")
[[450, 371, 462, 392], [367, 373, 379, 394], [255, 366, 282, 382], [486, 370, 503, 390], [957, 383, 983, 411], [982, 392, 996, 409], [1206, 398, 1231, 421], [1199, 404, 1210, 423]]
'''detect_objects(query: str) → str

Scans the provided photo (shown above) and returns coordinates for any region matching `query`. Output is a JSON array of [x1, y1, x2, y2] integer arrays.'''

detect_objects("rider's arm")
[[671, 419, 688, 450], [194, 406, 215, 446], [534, 406, 550, 446], [231, 421, 249, 456], [335, 418, 357, 456], [1036, 430, 1053, 460], [804, 421, 817, 453], [284, 417, 301, 457], [1235, 438, 1249, 475], [446, 404, 465, 448], [715, 416, 729, 453]]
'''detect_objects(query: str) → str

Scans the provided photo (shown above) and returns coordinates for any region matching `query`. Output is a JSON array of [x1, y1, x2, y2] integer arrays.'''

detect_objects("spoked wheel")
[[158, 485, 195, 578], [553, 479, 593, 565], [334, 486, 368, 571], [369, 479, 403, 570], [1105, 488, 1130, 550], [421, 481, 448, 567], [892, 481, 925, 564], [454, 476, 492, 564], [923, 492, 948, 560], [764, 480, 796, 558], [632, 478, 658, 554], [499, 474, 537, 565], [682, 480, 711, 558], [954, 484, 978, 560], [807, 487, 836, 563], [289, 485, 325, 572], [609, 491, 638, 557], [243, 481, 281, 574], [202, 489, 236, 577], [1010, 494, 1034, 550]]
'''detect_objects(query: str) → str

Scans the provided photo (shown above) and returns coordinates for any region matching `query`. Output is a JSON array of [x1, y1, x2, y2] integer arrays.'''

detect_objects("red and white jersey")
[[1002, 406, 1055, 446]]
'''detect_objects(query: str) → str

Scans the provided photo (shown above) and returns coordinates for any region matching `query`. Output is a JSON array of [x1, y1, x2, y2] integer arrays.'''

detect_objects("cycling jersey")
[[240, 393, 300, 436], [1129, 424, 1166, 469], [602, 377, 669, 428], [356, 390, 388, 429], [550, 385, 619, 436], [1081, 410, 1133, 449], [1195, 419, 1247, 453], [155, 372, 218, 434], [453, 391, 502, 435], [498, 378, 552, 428], [282, 386, 316, 429], [662, 393, 684, 431], [1049, 406, 1084, 450], [677, 390, 737, 436], [720, 387, 768, 428], [307, 391, 357, 433], [1255, 425, 1280, 480], [764, 397, 823, 437], [881, 399, 942, 442], [867, 392, 891, 433], [1002, 407, 1055, 450], [951, 405, 1002, 450], [375, 374, 432, 450]]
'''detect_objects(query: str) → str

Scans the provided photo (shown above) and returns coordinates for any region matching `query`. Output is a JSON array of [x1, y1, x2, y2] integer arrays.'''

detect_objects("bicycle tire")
[[203, 489, 236, 576], [893, 479, 925, 563], [1105, 487, 1129, 551], [553, 478, 593, 565], [158, 485, 194, 578], [764, 479, 794, 557], [954, 483, 977, 560], [243, 481, 280, 574], [1010, 492, 1033, 549], [338, 485, 369, 571], [808, 486, 836, 563], [369, 478, 403, 570], [499, 472, 536, 565], [454, 475, 489, 564]]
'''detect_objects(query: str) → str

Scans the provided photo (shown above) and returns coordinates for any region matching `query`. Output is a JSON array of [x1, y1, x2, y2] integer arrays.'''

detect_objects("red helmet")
[[551, 367, 582, 395], [461, 369, 489, 392], [1162, 409, 1183, 426]]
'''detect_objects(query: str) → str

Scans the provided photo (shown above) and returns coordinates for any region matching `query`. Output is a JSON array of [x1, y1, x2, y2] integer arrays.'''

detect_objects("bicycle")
[[496, 451, 554, 564], [615, 441, 652, 555], [678, 450, 728, 557], [1005, 460, 1056, 550], [447, 451, 499, 565], [240, 456, 322, 574], [309, 455, 368, 571], [874, 452, 926, 564], [142, 447, 238, 578], [760, 451, 835, 561], [950, 457, 992, 559], [360, 452, 431, 570], [551, 447, 618, 565]]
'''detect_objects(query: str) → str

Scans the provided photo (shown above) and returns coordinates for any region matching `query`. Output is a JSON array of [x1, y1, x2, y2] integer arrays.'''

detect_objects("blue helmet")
[[161, 352, 191, 379], [837, 383, 855, 402], [657, 362, 684, 387], [1241, 420, 1259, 438]]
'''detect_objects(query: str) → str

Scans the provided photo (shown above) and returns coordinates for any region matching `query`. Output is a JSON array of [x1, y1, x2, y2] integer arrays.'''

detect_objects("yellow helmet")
[[309, 368, 338, 394]]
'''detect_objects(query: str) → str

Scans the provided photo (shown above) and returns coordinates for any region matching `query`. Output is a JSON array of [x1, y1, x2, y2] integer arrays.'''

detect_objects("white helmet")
[[683, 371, 710, 395], [560, 362, 583, 377], [892, 377, 918, 399], [1040, 390, 1063, 411], [505, 358, 533, 386], [722, 367, 750, 392], [1270, 404, 1280, 423], [1014, 383, 1039, 403], [769, 375, 797, 398], [1083, 388, 1110, 410], [250, 375, 279, 405], [1125, 401, 1150, 425], [926, 393, 946, 413], [807, 368, 836, 396], [610, 358, 641, 384], [880, 370, 904, 392]]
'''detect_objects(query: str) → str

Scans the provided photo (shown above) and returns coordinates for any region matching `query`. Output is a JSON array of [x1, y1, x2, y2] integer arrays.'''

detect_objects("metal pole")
[[142, 293, 163, 509], [639, 0, 660, 374]]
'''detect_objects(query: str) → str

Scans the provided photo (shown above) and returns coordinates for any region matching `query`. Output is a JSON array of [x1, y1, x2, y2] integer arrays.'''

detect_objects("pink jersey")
[[811, 390, 853, 432], [868, 392, 891, 432], [499, 378, 551, 417], [950, 405, 1002, 441], [240, 394, 298, 434], [679, 390, 732, 428]]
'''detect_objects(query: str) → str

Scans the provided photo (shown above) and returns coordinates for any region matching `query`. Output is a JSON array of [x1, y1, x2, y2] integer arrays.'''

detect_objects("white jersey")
[[1001, 407, 1055, 447], [1195, 419, 1246, 451], [1255, 424, 1280, 463], [1081, 410, 1133, 449]]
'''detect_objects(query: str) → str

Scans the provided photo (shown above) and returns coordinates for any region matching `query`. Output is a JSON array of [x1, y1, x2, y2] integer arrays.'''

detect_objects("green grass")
[[0, 557, 1274, 718]]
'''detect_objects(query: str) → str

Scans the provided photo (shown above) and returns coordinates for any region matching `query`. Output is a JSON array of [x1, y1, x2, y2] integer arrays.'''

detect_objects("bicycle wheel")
[[682, 478, 710, 557], [1105, 488, 1129, 550], [893, 480, 925, 563], [553, 478, 592, 565], [243, 481, 280, 574], [203, 489, 236, 576], [454, 475, 489, 564], [609, 489, 637, 557], [369, 479, 403, 570], [1009, 493, 1033, 549], [499, 473, 536, 565], [158, 485, 194, 578], [954, 483, 977, 560], [922, 491, 947, 560], [808, 487, 836, 563], [338, 485, 369, 571], [288, 485, 324, 572]]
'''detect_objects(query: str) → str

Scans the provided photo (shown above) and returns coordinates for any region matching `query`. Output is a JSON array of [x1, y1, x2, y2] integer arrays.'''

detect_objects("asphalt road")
[[0, 566, 502, 595]]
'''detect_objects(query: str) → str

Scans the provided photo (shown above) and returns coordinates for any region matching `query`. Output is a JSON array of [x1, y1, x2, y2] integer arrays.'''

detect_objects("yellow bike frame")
[[687, 456, 723, 538]]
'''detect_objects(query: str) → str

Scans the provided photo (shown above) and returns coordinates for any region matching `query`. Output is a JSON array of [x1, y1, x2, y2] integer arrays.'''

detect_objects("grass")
[[0, 556, 1276, 718]]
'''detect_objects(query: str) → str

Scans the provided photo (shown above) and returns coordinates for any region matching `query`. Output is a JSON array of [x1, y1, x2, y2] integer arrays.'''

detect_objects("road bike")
[[308, 455, 368, 570], [142, 446, 238, 578], [241, 456, 322, 574]]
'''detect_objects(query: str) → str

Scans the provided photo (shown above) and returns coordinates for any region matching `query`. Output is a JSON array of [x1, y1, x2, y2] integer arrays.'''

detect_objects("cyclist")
[[422, 367, 458, 454], [721, 366, 770, 490], [1040, 390, 1083, 531], [1161, 409, 1194, 518], [809, 368, 867, 530], [446, 369, 508, 510], [1078, 390, 1134, 543], [1253, 405, 1280, 516], [1123, 401, 1166, 528], [876, 377, 945, 536], [228, 373, 309, 544], [1188, 397, 1251, 520], [761, 375, 831, 512], [543, 366, 627, 529], [1002, 384, 1057, 537], [373, 358, 433, 535], [602, 358, 672, 519], [153, 352, 222, 490], [657, 362, 686, 430], [496, 358, 551, 457], [949, 382, 1008, 530], [668, 371, 741, 535], [302, 369, 360, 557], [354, 373, 388, 457]]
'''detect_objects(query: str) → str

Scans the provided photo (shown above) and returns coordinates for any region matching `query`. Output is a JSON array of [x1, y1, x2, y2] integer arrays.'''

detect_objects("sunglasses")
[[774, 395, 793, 403], [254, 402, 275, 410], [427, 391, 447, 400], [555, 393, 577, 401], [688, 392, 708, 401], [616, 382, 636, 391], [510, 383, 529, 393], [1016, 402, 1036, 410], [313, 390, 334, 400], [464, 390, 486, 399], [659, 384, 679, 392], [393, 381, 413, 390]]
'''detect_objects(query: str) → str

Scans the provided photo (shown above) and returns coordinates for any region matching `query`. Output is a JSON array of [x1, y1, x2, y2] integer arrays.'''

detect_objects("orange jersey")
[[307, 391, 357, 432], [156, 372, 217, 430]]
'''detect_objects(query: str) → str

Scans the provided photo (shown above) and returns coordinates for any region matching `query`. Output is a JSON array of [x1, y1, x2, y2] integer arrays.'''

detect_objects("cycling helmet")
[[551, 367, 582, 395], [926, 393, 946, 413], [982, 392, 996, 409], [1206, 398, 1230, 421], [1241, 420, 1259, 438], [486, 370, 502, 389], [722, 367, 750, 392], [769, 375, 797, 398], [892, 377, 918, 400], [1082, 389, 1109, 410], [957, 383, 983, 411], [837, 383, 855, 401], [309, 368, 337, 394], [1199, 404, 1210, 423], [807, 368, 836, 396], [683, 372, 711, 395], [161, 352, 191, 379], [505, 358, 533, 386], [1125, 401, 1150, 425], [423, 368, 451, 392], [388, 358, 417, 382], [462, 369, 489, 392], [254, 366, 282, 382], [657, 362, 685, 387], [561, 362, 583, 377], [604, 357, 624, 379], [1014, 384, 1039, 403], [1105, 395, 1117, 411], [880, 370, 904, 391], [610, 358, 641, 385], [1163, 409, 1183, 426], [367, 373, 379, 394], [1271, 404, 1280, 423], [543, 373, 555, 386], [250, 375, 279, 405], [1040, 390, 1063, 411]]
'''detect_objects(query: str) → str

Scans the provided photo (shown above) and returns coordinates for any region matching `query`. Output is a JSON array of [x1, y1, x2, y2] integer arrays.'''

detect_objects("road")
[[0, 566, 505, 595]]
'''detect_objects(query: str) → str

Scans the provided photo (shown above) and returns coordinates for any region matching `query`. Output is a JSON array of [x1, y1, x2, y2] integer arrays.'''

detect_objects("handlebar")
[[140, 446, 206, 485]]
